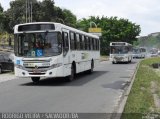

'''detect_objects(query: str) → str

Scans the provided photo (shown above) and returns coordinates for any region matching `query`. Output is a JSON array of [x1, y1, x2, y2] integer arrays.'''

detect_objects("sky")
[[1, 0, 160, 36]]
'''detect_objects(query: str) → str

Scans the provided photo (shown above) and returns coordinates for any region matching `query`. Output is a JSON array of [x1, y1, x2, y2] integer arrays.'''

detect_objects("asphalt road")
[[0, 59, 140, 118]]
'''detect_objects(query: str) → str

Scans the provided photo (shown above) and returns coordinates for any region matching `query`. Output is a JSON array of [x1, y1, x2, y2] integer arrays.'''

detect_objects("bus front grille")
[[29, 73, 46, 75]]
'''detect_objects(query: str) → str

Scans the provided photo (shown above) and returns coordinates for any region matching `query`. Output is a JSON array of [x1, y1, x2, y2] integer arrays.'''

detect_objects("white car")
[[150, 52, 158, 57]]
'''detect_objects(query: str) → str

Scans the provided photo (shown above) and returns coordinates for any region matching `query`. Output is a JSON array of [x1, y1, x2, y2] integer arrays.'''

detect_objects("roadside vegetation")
[[0, 33, 14, 46], [100, 55, 109, 61], [122, 57, 160, 119]]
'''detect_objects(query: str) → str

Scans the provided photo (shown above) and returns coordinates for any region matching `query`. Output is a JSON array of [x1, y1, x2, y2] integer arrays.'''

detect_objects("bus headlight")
[[50, 63, 62, 69], [42, 62, 50, 67], [15, 64, 24, 70]]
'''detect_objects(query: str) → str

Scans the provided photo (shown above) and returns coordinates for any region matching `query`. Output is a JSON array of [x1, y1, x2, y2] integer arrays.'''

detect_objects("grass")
[[121, 57, 160, 119], [100, 55, 109, 61], [0, 33, 14, 46]]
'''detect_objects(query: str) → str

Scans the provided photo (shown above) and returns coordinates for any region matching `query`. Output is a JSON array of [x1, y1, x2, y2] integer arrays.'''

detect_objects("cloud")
[[0, 0, 11, 10]]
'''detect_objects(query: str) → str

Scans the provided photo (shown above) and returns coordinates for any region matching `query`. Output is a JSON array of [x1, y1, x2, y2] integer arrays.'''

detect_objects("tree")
[[138, 33, 160, 49], [0, 4, 3, 12], [5, 0, 31, 32], [38, 0, 55, 21], [3, 0, 77, 33], [76, 16, 141, 55], [0, 4, 4, 32], [53, 7, 77, 27], [62, 9, 77, 27]]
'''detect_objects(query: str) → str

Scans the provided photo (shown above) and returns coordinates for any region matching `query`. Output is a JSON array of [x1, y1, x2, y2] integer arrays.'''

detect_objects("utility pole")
[[31, 1, 32, 22], [26, 0, 28, 23], [26, 0, 32, 23]]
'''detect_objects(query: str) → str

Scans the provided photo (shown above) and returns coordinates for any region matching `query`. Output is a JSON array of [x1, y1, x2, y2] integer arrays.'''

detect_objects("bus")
[[132, 47, 142, 58], [139, 47, 147, 58], [132, 47, 147, 58], [110, 42, 132, 64], [14, 22, 100, 82]]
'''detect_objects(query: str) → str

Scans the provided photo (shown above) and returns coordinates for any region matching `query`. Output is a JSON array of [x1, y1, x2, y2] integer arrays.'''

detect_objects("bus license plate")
[[33, 69, 41, 73]]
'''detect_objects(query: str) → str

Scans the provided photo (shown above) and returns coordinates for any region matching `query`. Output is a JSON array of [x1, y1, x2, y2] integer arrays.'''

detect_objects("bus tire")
[[0, 67, 2, 74], [127, 58, 130, 63], [31, 77, 40, 83], [67, 64, 76, 82], [112, 61, 115, 64], [88, 60, 94, 74]]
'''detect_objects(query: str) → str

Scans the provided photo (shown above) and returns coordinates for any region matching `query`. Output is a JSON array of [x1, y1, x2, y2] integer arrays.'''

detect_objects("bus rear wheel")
[[87, 60, 94, 74], [0, 67, 2, 74], [31, 77, 40, 83]]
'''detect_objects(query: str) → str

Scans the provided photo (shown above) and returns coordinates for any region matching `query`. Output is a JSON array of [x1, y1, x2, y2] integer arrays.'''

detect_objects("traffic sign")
[[88, 28, 102, 33]]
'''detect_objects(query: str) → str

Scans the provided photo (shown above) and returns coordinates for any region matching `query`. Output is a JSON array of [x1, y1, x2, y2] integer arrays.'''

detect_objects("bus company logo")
[[35, 65, 38, 69], [32, 65, 40, 73]]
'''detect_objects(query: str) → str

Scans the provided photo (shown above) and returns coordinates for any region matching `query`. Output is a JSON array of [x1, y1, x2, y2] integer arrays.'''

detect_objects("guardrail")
[[0, 49, 13, 52]]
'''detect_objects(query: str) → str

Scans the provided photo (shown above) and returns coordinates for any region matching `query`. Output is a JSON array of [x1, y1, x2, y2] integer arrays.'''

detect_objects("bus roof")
[[14, 22, 99, 39]]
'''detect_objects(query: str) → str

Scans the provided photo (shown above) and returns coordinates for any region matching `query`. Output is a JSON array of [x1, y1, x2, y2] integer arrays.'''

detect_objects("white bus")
[[139, 47, 147, 58], [110, 42, 132, 64], [14, 22, 100, 82], [132, 47, 146, 58]]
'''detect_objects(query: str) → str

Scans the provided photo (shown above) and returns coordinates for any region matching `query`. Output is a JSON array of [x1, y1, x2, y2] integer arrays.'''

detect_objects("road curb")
[[110, 61, 141, 119]]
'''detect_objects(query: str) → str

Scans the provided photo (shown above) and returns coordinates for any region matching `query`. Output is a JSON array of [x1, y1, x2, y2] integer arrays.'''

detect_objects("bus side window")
[[92, 38, 95, 50], [62, 32, 69, 56], [79, 35, 83, 50], [76, 34, 80, 50], [84, 36, 87, 50], [81, 35, 85, 50], [88, 37, 91, 50], [70, 32, 75, 50], [96, 39, 98, 50], [86, 37, 89, 50], [91, 38, 94, 50]]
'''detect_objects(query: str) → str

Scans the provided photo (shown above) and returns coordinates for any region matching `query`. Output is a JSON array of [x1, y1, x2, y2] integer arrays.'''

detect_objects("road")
[[0, 59, 140, 118]]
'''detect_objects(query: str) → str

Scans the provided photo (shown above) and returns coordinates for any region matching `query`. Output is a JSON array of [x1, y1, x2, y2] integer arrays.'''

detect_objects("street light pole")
[[56, 18, 64, 24], [90, 21, 97, 28]]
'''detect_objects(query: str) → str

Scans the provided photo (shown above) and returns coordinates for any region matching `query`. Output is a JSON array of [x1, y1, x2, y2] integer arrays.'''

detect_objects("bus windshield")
[[14, 32, 62, 57], [111, 46, 129, 54], [140, 48, 146, 52], [133, 48, 141, 54]]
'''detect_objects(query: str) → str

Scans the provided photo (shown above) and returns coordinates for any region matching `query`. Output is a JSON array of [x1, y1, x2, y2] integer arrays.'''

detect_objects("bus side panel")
[[63, 64, 71, 77]]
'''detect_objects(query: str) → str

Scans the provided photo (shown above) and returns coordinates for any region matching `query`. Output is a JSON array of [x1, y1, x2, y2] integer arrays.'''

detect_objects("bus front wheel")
[[89, 61, 94, 73], [31, 77, 40, 83], [112, 61, 115, 64], [67, 64, 76, 82]]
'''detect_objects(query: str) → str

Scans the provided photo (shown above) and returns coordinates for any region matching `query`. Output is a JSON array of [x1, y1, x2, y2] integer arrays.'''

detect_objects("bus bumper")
[[14, 66, 65, 78]]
